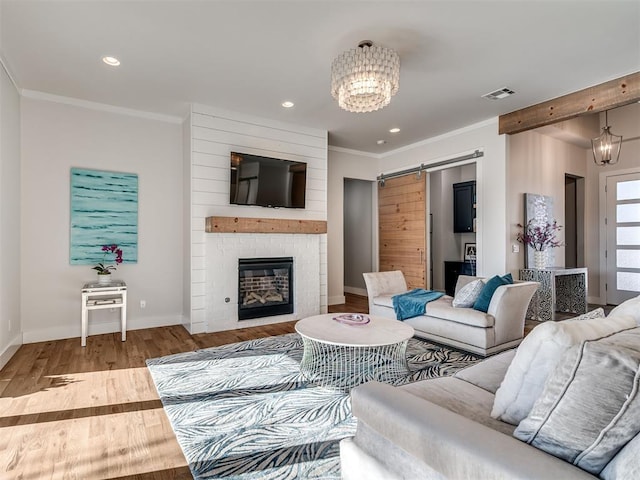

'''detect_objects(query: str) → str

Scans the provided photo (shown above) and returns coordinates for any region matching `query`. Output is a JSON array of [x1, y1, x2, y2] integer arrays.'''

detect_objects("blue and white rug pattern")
[[146, 333, 479, 479]]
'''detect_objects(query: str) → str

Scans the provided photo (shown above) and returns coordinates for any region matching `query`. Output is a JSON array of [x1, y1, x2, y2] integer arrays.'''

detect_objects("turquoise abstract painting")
[[70, 168, 138, 264]]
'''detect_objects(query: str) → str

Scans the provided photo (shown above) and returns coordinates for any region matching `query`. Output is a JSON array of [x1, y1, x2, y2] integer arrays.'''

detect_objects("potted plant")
[[516, 220, 563, 269], [92, 244, 123, 283]]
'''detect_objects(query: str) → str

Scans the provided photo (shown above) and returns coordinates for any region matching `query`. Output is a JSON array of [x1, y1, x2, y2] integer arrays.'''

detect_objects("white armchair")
[[363, 270, 408, 318], [363, 271, 539, 356]]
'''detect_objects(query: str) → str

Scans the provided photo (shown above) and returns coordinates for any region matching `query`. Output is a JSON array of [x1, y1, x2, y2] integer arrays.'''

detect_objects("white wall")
[[187, 104, 328, 332], [0, 61, 21, 368], [506, 129, 588, 274], [380, 119, 508, 278], [327, 149, 379, 304], [20, 97, 184, 343]]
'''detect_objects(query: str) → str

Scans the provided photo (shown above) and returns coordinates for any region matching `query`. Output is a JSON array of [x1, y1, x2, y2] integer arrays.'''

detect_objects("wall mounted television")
[[229, 152, 307, 208]]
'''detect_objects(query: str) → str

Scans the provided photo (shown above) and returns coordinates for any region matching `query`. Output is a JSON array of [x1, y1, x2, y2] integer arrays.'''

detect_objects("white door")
[[606, 172, 640, 305]]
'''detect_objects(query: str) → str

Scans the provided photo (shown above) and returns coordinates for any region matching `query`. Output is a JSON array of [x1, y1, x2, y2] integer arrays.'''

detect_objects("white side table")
[[81, 281, 127, 347]]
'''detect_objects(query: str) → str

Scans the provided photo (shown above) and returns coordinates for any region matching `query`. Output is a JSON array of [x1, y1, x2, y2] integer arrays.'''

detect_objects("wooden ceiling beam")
[[499, 72, 640, 135]]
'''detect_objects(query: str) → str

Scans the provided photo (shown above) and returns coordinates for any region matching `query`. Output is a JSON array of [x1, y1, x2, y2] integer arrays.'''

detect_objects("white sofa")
[[363, 271, 539, 356], [341, 297, 640, 480]]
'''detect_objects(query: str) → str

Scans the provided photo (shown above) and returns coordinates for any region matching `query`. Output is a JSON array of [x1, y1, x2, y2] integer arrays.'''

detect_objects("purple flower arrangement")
[[516, 220, 563, 251], [92, 244, 124, 274]]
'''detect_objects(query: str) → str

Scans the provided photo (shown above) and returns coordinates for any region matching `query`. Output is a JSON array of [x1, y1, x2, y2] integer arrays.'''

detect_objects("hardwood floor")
[[0, 322, 296, 480], [328, 293, 369, 314]]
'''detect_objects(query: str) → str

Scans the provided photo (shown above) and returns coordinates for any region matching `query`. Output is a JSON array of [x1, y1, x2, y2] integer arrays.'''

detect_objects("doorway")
[[604, 171, 640, 305], [344, 178, 375, 296], [564, 174, 585, 268], [429, 164, 477, 292]]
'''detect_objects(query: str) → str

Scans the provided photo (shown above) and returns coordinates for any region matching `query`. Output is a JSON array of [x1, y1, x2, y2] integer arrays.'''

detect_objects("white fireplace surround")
[[206, 233, 324, 331]]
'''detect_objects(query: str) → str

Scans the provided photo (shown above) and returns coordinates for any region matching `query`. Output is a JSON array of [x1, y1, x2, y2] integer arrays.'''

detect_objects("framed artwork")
[[464, 243, 477, 261], [70, 168, 138, 264], [524, 193, 554, 268]]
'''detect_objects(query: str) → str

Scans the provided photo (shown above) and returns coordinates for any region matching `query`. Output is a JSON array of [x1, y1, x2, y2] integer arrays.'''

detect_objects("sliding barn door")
[[378, 174, 426, 289]]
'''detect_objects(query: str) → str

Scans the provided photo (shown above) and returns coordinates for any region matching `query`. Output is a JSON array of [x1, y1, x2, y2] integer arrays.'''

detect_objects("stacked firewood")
[[243, 291, 284, 305]]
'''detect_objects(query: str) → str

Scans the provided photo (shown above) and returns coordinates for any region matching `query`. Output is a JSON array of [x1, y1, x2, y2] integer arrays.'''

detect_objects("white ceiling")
[[2, 1, 639, 154]]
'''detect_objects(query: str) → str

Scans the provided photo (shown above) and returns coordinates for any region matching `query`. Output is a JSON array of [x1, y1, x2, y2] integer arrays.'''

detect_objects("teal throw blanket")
[[392, 289, 445, 320]]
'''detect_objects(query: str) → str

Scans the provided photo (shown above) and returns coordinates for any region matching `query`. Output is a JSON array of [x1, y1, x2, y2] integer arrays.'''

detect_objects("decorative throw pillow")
[[491, 313, 636, 425], [472, 274, 513, 313], [514, 333, 640, 475], [610, 294, 640, 325], [452, 279, 484, 308], [600, 431, 640, 480]]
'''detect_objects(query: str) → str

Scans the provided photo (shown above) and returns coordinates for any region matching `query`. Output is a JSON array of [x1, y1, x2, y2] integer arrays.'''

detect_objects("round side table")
[[295, 313, 414, 390]]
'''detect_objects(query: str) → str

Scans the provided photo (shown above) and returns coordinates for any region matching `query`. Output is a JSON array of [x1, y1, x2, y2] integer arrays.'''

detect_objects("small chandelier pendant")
[[591, 110, 622, 166], [331, 40, 400, 113]]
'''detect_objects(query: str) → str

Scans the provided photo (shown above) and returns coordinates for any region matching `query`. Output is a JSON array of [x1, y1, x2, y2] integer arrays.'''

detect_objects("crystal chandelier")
[[591, 110, 622, 166], [331, 40, 400, 113]]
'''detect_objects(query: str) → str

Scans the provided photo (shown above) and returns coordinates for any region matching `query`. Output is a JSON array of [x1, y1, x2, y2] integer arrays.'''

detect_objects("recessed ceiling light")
[[281, 101, 294, 108], [377, 139, 386, 145], [102, 56, 120, 66], [389, 127, 400, 133]]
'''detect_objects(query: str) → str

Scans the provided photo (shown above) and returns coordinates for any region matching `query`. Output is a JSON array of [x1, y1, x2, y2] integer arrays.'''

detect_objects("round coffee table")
[[295, 313, 415, 390]]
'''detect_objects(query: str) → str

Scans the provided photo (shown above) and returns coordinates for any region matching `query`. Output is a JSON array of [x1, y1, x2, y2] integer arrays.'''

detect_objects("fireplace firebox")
[[238, 257, 293, 320]]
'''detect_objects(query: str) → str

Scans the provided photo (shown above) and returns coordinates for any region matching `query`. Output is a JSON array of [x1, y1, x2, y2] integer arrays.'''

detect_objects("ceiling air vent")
[[482, 87, 515, 100]]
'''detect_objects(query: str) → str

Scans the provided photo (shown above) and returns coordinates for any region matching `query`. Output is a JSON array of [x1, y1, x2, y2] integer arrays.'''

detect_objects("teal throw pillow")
[[501, 273, 514, 284], [473, 275, 510, 312]]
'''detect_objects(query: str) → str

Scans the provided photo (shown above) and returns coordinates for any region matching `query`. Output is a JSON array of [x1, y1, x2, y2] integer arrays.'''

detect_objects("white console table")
[[81, 281, 127, 347], [519, 268, 587, 321]]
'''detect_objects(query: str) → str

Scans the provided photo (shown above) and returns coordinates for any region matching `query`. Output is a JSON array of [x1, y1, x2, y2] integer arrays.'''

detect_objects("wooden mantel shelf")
[[205, 216, 327, 234]]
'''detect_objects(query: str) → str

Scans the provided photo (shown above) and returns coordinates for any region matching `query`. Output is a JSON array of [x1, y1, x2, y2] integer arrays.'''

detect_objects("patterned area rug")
[[146, 333, 479, 479]]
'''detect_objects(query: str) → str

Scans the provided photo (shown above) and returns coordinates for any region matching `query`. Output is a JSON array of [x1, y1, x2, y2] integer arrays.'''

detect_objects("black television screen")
[[230, 152, 307, 208]]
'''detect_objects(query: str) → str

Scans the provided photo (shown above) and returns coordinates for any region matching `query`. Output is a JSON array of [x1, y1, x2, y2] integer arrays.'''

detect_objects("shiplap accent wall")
[[187, 104, 328, 333]]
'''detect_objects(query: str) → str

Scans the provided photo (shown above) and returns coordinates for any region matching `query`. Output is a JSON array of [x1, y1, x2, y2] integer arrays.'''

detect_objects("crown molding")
[[21, 89, 184, 124], [328, 145, 382, 159], [328, 117, 498, 159], [378, 117, 498, 158], [0, 54, 20, 92]]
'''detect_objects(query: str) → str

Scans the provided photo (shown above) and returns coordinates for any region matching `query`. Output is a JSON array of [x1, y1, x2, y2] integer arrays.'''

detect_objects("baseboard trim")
[[328, 295, 346, 306], [344, 286, 368, 297], [22, 315, 183, 344], [0, 333, 23, 370], [188, 322, 207, 335]]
